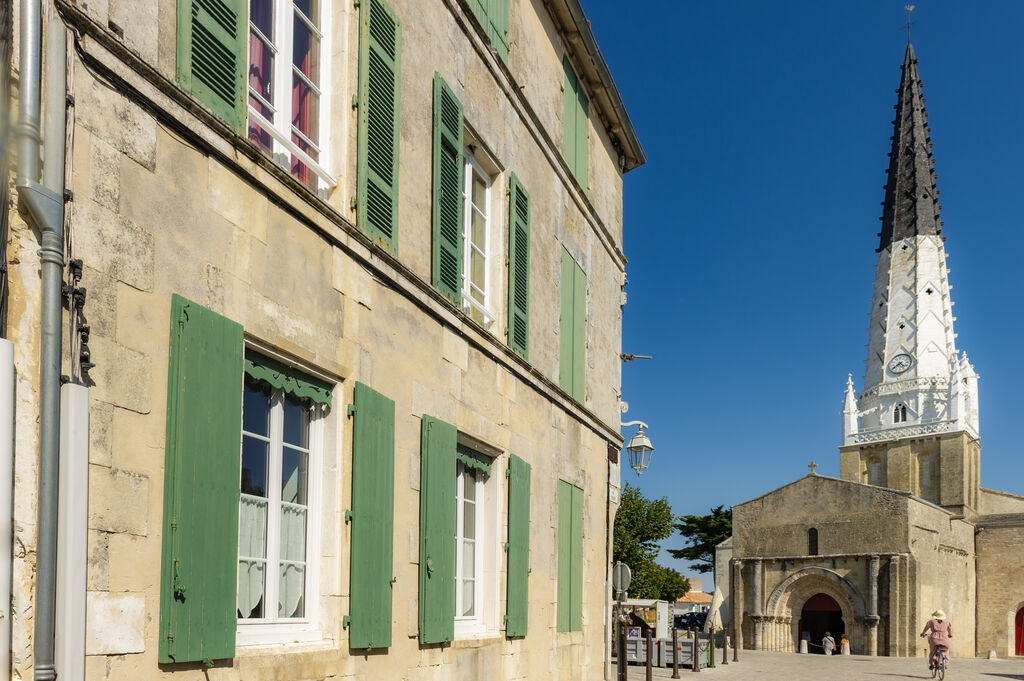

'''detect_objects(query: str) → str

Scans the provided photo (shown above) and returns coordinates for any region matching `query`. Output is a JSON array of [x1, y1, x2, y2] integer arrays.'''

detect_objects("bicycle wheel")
[[931, 663, 938, 679], [937, 663, 945, 681]]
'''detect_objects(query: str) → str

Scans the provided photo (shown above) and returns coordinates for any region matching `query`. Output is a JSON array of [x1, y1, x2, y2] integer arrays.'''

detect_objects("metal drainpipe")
[[16, 2, 67, 680]]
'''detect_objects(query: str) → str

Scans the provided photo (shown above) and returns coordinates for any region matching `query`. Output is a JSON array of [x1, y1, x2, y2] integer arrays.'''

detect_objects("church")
[[715, 44, 1024, 658]]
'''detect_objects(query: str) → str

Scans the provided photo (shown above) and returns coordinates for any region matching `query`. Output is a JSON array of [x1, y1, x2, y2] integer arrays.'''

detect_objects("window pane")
[[462, 539, 475, 580], [470, 248, 485, 292], [282, 394, 309, 449], [471, 208, 486, 251], [279, 564, 305, 618], [281, 447, 308, 505], [292, 11, 320, 83], [294, 0, 317, 24], [471, 172, 486, 211], [241, 436, 269, 497], [239, 496, 268, 559], [463, 500, 476, 538], [292, 76, 320, 145], [461, 578, 474, 617], [280, 505, 307, 562], [463, 469, 476, 501], [248, 96, 273, 153], [251, 0, 274, 38], [249, 32, 274, 104], [237, 560, 265, 619], [243, 383, 270, 437]]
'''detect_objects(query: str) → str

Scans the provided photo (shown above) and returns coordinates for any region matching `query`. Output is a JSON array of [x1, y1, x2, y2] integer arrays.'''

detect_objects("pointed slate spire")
[[878, 43, 943, 251]]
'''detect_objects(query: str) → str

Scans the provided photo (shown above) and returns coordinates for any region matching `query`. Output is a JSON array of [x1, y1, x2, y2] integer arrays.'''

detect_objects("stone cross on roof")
[[808, 461, 818, 475]]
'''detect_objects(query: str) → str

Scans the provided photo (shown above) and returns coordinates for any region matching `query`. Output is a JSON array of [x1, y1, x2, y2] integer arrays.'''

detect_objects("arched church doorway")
[[1015, 606, 1023, 656], [800, 593, 844, 654]]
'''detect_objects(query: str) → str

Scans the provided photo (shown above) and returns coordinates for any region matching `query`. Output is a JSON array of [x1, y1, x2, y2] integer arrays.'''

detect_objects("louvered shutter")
[[505, 455, 531, 637], [507, 174, 530, 358], [559, 248, 575, 395], [357, 0, 402, 253], [562, 56, 578, 178], [575, 87, 589, 189], [349, 382, 396, 649], [571, 262, 586, 402], [487, 0, 509, 61], [176, 0, 246, 133], [568, 484, 584, 632], [556, 480, 572, 632], [418, 415, 456, 644], [158, 295, 243, 663], [431, 74, 464, 304]]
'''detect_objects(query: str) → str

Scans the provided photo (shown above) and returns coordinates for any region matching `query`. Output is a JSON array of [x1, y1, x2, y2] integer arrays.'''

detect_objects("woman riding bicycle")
[[920, 609, 952, 670]]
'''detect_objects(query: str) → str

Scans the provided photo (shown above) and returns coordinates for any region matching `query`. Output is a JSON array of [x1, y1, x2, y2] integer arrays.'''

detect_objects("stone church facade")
[[717, 44, 1024, 659]]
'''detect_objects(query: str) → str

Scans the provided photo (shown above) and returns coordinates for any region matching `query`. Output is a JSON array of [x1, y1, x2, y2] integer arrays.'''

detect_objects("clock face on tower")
[[888, 353, 913, 374]]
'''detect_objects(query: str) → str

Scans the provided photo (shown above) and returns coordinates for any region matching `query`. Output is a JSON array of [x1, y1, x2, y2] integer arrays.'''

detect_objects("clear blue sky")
[[583, 1, 1024, 586]]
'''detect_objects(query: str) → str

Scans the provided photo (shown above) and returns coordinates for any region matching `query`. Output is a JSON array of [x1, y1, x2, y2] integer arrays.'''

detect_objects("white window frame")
[[461, 151, 495, 328], [454, 460, 486, 636], [247, 0, 335, 191], [236, 383, 325, 646]]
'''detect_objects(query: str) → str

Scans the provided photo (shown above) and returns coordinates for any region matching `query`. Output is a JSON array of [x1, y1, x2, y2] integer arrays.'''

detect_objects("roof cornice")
[[544, 0, 646, 172]]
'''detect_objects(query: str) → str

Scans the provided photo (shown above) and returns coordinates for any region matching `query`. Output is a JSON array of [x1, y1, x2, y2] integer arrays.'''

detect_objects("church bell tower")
[[839, 44, 981, 516]]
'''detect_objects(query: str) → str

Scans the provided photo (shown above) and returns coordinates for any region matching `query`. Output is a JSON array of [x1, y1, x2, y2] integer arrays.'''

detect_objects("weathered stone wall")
[[9, 0, 632, 679], [975, 517, 1024, 658], [978, 488, 1024, 516], [906, 500, 976, 657]]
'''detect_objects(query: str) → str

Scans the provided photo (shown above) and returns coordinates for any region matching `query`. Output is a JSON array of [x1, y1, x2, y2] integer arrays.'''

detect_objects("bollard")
[[732, 628, 739, 662], [691, 629, 700, 673], [645, 628, 653, 681], [708, 628, 716, 668], [618, 619, 628, 681], [799, 638, 808, 654], [723, 635, 729, 665], [671, 627, 680, 679]]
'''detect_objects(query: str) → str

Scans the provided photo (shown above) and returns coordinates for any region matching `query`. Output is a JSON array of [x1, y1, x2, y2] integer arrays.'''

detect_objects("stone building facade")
[[717, 44, 1024, 659], [5, 0, 643, 679]]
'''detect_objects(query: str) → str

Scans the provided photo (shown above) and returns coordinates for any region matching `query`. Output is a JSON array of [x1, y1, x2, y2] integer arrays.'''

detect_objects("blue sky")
[[583, 1, 1024, 586]]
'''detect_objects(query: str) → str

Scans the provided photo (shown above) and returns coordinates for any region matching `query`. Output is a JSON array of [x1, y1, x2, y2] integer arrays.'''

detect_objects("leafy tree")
[[669, 505, 732, 574], [614, 484, 690, 600]]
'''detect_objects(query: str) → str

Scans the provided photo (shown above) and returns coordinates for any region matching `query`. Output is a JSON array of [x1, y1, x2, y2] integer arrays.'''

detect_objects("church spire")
[[878, 43, 943, 251]]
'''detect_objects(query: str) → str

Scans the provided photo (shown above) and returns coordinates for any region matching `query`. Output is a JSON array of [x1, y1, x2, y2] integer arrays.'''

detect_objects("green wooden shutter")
[[176, 0, 246, 133], [562, 56, 578, 178], [158, 294, 243, 663], [569, 484, 584, 632], [349, 382, 396, 649], [556, 480, 572, 632], [487, 0, 509, 61], [571, 262, 586, 402], [505, 455, 531, 637], [357, 0, 402, 254], [559, 248, 574, 394], [575, 87, 589, 189], [418, 415, 457, 644], [431, 74, 464, 304], [507, 173, 530, 358]]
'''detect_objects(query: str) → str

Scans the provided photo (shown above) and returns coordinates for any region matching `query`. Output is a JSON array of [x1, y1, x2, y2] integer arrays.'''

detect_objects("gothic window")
[[808, 528, 819, 556], [893, 403, 907, 423]]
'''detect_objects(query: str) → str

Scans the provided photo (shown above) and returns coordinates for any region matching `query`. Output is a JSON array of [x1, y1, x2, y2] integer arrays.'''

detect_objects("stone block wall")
[[975, 517, 1024, 658]]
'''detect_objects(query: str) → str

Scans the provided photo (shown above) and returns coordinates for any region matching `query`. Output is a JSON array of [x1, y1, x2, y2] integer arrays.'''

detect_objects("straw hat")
[[932, 610, 946, 620]]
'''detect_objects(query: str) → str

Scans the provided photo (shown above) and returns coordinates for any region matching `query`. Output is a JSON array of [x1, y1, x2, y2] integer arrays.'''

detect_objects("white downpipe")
[[56, 383, 88, 680], [0, 339, 13, 680]]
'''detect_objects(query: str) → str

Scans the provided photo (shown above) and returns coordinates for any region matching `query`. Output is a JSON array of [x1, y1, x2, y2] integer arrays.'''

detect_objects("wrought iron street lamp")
[[621, 420, 654, 475]]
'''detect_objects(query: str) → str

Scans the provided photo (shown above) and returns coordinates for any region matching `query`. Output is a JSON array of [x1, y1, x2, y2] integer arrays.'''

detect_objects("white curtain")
[[279, 505, 307, 617], [237, 496, 268, 617]]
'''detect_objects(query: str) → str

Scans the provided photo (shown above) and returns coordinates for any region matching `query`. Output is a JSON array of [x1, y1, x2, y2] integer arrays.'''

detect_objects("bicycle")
[[930, 645, 949, 680]]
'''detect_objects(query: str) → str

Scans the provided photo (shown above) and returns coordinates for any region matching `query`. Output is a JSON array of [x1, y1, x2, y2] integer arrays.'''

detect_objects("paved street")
[[620, 650, 1024, 680]]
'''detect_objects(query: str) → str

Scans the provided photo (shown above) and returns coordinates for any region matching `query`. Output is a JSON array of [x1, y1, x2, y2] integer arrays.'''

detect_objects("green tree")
[[613, 484, 690, 600], [669, 505, 732, 574]]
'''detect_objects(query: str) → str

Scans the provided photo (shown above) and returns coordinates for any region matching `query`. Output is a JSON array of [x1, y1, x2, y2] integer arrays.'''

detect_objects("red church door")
[[1015, 607, 1024, 656]]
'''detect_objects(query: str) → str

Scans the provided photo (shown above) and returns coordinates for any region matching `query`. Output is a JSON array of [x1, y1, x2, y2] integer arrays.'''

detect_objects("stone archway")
[[762, 567, 866, 653]]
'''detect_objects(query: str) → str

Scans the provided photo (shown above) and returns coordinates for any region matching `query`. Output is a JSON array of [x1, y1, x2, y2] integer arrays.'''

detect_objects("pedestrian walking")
[[822, 631, 836, 656]]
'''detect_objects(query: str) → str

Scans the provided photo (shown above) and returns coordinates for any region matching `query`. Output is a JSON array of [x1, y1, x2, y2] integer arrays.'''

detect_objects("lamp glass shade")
[[626, 430, 654, 475]]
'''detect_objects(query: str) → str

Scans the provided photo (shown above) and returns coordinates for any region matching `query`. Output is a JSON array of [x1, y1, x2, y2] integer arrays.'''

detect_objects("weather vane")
[[901, 5, 916, 44]]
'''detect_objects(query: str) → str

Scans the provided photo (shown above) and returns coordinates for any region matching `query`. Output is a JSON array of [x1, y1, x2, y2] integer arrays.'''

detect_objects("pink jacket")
[[928, 619, 951, 646]]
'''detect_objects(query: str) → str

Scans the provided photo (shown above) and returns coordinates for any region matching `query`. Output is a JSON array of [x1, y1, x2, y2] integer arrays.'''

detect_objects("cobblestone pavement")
[[618, 650, 1024, 680]]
